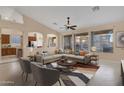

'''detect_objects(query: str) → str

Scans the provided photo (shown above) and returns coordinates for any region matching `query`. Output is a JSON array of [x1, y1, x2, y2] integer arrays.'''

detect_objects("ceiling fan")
[[60, 17, 77, 31]]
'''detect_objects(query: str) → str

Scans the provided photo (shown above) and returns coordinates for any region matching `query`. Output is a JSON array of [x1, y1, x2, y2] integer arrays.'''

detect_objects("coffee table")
[[57, 60, 77, 71]]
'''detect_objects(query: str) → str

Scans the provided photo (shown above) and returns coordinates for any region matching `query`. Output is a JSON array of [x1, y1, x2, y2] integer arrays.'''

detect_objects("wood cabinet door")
[[2, 48, 16, 56], [8, 48, 16, 55], [28, 36, 36, 41], [11, 48, 16, 55], [2, 48, 6, 56], [7, 48, 12, 55], [1, 34, 10, 44]]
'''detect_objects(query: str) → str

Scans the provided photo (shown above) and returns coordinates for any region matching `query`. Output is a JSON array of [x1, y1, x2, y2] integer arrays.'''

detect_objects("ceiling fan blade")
[[70, 25, 77, 27], [70, 27, 76, 30]]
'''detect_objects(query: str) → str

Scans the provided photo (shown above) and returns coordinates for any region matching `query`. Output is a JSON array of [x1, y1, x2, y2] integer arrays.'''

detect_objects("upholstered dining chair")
[[19, 58, 32, 81], [31, 62, 61, 86]]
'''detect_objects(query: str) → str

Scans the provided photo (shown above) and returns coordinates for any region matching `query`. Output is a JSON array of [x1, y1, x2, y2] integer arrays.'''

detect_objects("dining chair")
[[19, 58, 32, 81], [31, 62, 61, 86]]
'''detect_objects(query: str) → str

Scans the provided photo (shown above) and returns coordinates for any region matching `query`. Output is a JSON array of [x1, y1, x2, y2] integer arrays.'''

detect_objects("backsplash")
[[2, 44, 11, 48], [2, 44, 22, 48]]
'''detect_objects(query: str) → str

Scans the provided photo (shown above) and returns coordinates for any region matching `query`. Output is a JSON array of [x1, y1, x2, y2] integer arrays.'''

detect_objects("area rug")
[[45, 63, 99, 86], [74, 62, 99, 69]]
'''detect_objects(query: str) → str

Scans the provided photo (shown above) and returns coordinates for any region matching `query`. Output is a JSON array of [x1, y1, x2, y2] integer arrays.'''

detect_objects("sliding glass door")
[[64, 35, 72, 50], [74, 33, 89, 54]]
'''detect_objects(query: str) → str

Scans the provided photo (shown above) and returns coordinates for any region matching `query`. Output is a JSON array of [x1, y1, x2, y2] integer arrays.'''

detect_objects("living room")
[[0, 6, 124, 87]]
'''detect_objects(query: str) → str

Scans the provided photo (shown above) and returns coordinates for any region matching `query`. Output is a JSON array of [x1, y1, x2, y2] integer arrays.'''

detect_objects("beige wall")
[[0, 15, 60, 58], [60, 21, 124, 61]]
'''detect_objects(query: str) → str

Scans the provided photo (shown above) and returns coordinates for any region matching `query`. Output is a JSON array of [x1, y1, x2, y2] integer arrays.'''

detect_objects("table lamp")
[[91, 46, 96, 55]]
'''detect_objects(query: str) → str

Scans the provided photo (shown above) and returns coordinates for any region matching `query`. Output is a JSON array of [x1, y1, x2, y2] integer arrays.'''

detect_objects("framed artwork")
[[116, 31, 124, 48], [48, 37, 56, 47]]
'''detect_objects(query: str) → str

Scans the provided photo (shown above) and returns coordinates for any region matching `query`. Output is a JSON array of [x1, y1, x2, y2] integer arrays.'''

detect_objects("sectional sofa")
[[35, 54, 91, 64]]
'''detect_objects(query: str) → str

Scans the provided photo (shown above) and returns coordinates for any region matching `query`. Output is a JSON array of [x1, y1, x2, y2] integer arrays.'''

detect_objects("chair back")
[[31, 62, 60, 86], [19, 58, 32, 73]]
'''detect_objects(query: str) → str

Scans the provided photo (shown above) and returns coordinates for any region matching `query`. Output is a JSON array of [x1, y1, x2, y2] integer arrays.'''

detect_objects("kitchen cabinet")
[[2, 48, 16, 56], [28, 36, 36, 41], [1, 34, 10, 44]]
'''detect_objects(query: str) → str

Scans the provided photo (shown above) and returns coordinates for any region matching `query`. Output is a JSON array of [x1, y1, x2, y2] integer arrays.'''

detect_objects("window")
[[91, 30, 113, 53], [75, 33, 89, 53], [11, 35, 21, 44], [64, 35, 72, 50]]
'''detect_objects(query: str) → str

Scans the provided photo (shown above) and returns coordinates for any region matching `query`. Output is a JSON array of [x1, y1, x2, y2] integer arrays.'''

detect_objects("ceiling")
[[10, 6, 124, 32]]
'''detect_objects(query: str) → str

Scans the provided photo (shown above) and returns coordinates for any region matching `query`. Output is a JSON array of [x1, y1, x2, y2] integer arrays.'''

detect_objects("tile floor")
[[87, 59, 122, 86], [0, 58, 122, 86]]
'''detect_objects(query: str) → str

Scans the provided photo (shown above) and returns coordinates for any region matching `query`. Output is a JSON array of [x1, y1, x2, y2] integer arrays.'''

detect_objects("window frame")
[[91, 29, 114, 53]]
